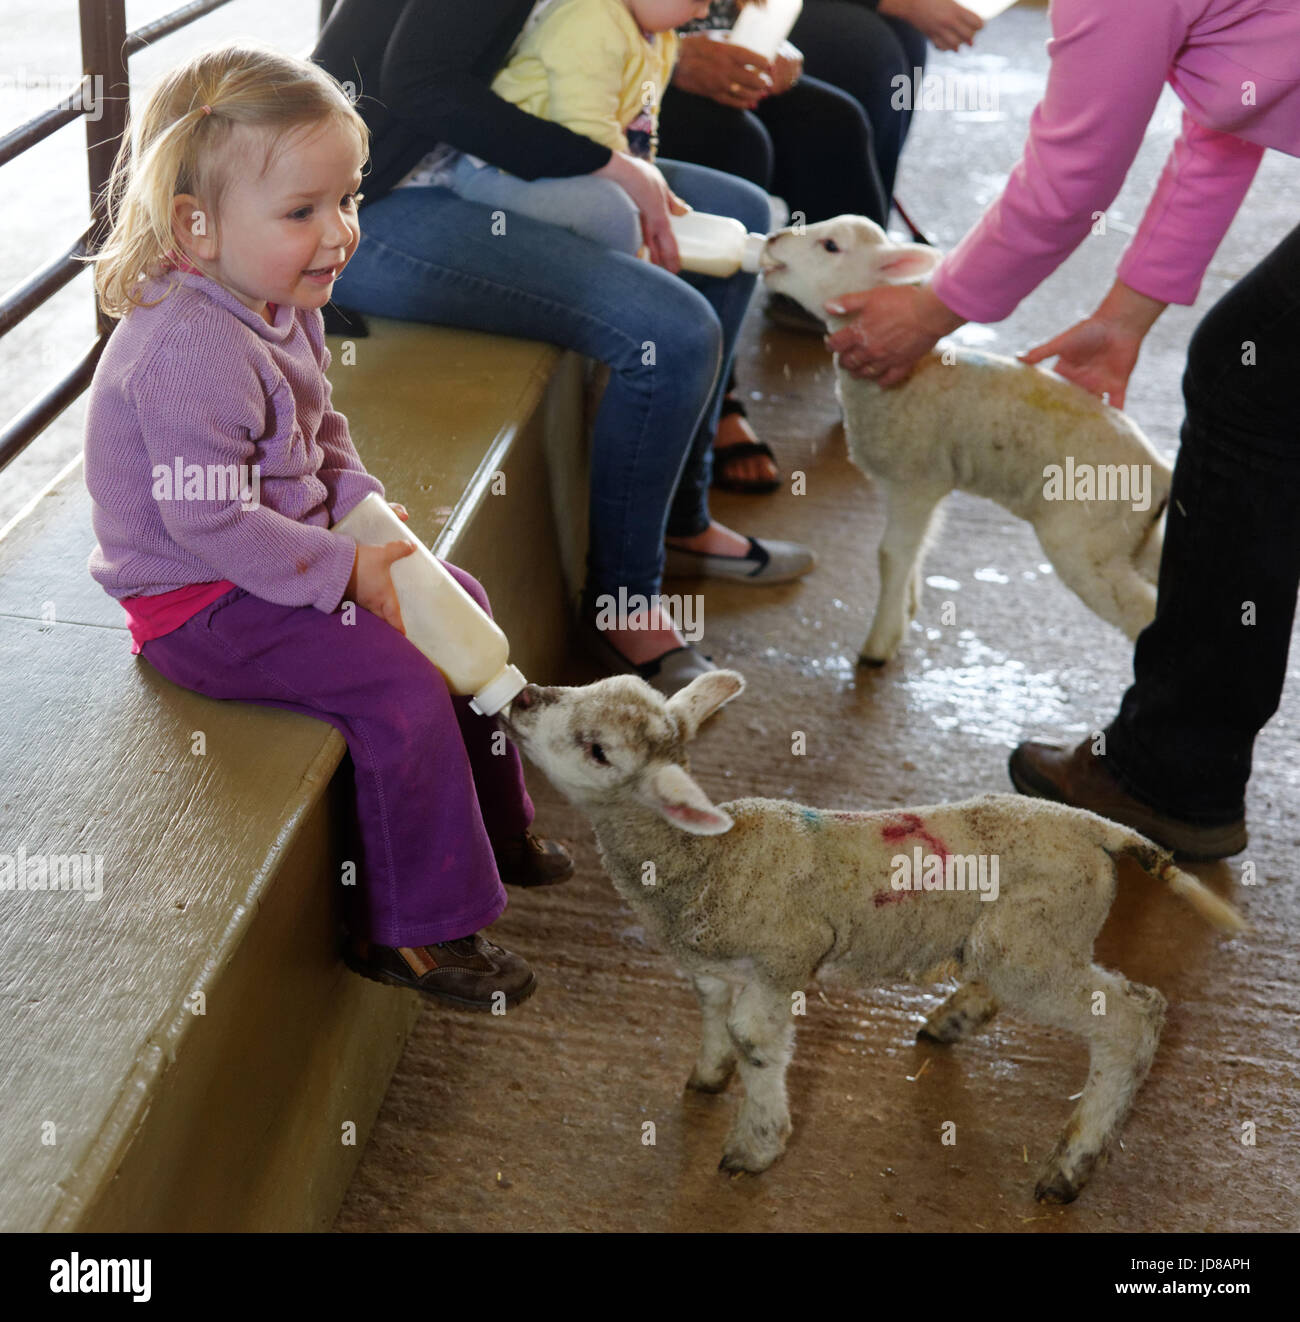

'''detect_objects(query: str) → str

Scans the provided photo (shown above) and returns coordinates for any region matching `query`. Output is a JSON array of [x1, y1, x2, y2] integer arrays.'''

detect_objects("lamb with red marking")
[[502, 669, 1246, 1204]]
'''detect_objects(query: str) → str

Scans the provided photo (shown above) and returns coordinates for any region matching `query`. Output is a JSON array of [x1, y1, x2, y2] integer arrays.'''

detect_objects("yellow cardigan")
[[490, 0, 679, 157]]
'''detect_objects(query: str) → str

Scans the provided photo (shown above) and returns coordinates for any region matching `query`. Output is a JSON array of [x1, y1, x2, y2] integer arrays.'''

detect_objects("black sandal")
[[711, 396, 781, 495]]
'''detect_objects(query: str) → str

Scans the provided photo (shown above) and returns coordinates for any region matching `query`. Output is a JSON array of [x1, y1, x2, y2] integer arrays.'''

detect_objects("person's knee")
[[661, 91, 774, 189], [648, 295, 723, 389], [440, 561, 494, 617], [581, 179, 643, 255], [442, 562, 490, 610], [719, 113, 775, 190]]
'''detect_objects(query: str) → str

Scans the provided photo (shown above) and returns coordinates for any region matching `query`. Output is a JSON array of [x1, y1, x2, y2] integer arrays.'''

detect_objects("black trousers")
[[659, 1, 927, 226], [659, 74, 890, 226], [1107, 221, 1300, 821], [790, 0, 929, 202]]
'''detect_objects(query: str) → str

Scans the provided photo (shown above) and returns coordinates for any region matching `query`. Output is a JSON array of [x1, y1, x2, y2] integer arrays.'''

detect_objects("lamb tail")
[[1111, 836, 1249, 936]]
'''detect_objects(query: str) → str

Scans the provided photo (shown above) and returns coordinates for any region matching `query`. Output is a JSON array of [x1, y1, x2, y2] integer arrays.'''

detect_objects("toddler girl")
[[433, 0, 715, 254], [83, 43, 569, 1010]]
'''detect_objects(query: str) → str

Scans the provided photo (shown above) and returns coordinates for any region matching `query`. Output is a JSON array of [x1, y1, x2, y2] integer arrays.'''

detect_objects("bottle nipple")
[[470, 663, 528, 717], [741, 231, 769, 274]]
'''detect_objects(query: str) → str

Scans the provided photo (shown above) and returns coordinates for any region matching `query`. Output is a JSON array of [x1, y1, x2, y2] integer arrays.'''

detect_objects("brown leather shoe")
[[343, 932, 536, 1009], [1009, 739, 1247, 861], [493, 831, 575, 887]]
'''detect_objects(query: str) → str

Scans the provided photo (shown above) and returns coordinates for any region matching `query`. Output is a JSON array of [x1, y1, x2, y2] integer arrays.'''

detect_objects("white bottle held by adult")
[[669, 210, 768, 277], [727, 0, 803, 63], [331, 492, 526, 716], [958, 0, 1018, 19]]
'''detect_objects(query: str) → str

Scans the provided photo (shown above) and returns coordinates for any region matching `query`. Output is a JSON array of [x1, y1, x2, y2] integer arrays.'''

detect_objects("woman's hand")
[[345, 539, 415, 635], [596, 151, 690, 270], [1018, 281, 1167, 410], [388, 502, 409, 522], [672, 32, 772, 110], [878, 0, 983, 52], [769, 42, 803, 96], [824, 283, 966, 386]]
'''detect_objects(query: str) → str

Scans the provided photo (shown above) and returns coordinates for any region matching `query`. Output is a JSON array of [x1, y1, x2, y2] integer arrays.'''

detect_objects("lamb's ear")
[[642, 763, 733, 835], [873, 242, 941, 284], [666, 669, 744, 741]]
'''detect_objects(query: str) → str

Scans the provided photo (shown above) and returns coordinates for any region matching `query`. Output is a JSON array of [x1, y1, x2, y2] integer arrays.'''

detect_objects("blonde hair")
[[88, 42, 368, 320]]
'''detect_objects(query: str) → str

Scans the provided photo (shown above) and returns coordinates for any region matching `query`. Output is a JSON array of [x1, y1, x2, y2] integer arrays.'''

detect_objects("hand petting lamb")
[[760, 215, 1173, 665], [502, 670, 1246, 1203]]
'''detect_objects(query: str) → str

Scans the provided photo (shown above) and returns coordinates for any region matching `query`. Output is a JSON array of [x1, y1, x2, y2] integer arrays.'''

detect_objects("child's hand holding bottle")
[[344, 501, 414, 633]]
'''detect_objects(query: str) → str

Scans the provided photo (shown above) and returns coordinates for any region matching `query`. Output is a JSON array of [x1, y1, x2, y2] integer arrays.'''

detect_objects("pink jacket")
[[930, 0, 1300, 322]]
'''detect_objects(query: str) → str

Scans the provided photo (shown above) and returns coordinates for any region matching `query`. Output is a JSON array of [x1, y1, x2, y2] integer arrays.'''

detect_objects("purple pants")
[[140, 562, 532, 946]]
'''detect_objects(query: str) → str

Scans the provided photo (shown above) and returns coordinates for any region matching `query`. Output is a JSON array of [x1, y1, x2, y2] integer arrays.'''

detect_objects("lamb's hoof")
[[687, 1067, 734, 1094], [718, 1149, 774, 1176], [919, 1009, 978, 1043], [719, 1118, 790, 1174], [858, 653, 889, 669], [1034, 1169, 1082, 1205], [916, 1024, 955, 1045]]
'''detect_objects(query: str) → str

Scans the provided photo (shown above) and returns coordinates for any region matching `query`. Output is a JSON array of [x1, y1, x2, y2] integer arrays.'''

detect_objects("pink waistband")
[[121, 580, 238, 654]]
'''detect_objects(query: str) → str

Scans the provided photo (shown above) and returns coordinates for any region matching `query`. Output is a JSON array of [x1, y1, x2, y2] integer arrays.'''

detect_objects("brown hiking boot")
[[493, 831, 574, 887], [1009, 738, 1247, 861], [343, 931, 536, 1009]]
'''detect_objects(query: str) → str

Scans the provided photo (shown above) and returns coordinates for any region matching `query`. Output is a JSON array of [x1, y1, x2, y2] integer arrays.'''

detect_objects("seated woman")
[[313, 0, 816, 696]]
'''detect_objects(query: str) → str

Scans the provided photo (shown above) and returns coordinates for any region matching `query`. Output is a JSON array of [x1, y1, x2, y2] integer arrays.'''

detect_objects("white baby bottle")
[[958, 0, 1018, 19], [331, 492, 526, 716], [728, 0, 804, 62], [668, 210, 768, 277]]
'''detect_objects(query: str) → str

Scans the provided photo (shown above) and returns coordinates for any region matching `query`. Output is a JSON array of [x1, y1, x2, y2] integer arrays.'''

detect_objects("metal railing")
[[0, 0, 338, 474]]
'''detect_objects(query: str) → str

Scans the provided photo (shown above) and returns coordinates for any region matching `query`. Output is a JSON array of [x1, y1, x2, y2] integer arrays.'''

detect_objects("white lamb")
[[760, 215, 1173, 664], [502, 670, 1246, 1203]]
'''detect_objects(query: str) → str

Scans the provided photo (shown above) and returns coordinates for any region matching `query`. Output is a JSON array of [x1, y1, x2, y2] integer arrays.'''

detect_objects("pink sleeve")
[[1116, 112, 1263, 305], [929, 0, 1185, 323]]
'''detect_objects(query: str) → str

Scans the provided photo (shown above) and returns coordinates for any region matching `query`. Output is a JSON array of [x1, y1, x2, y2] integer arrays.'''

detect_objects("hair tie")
[[200, 104, 212, 116]]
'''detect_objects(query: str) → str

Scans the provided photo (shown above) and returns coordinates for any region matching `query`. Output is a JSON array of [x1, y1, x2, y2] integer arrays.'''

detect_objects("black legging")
[[791, 0, 929, 202], [1107, 221, 1300, 821], [659, 1, 927, 226], [659, 74, 890, 226]]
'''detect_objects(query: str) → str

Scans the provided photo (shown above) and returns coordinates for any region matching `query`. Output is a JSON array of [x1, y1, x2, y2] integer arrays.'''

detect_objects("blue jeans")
[[332, 160, 771, 605]]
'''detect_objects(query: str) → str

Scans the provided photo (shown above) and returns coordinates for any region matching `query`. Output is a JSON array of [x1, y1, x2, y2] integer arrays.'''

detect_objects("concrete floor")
[[334, 7, 1299, 1234], [332, 324, 1297, 1235]]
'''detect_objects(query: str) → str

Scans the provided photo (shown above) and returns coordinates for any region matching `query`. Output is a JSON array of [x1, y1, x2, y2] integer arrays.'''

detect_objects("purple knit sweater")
[[85, 269, 384, 612]]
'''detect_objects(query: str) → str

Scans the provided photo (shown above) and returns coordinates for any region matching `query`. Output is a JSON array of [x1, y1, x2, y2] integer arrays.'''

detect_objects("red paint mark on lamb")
[[879, 811, 950, 860], [872, 888, 911, 908], [871, 812, 951, 909]]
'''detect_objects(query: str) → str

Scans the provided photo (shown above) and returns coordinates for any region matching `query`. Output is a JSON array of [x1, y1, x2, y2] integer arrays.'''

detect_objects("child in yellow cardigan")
[[440, 0, 712, 252]]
